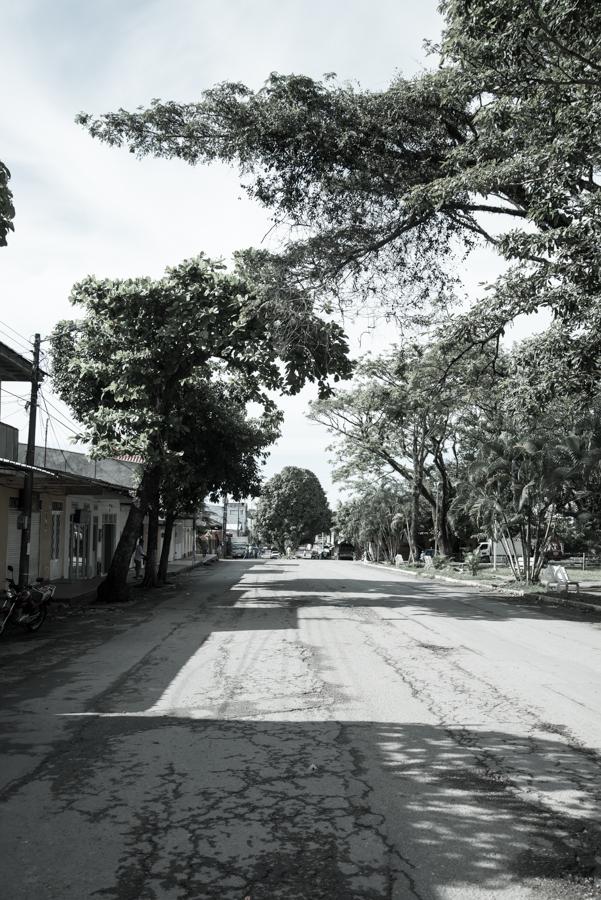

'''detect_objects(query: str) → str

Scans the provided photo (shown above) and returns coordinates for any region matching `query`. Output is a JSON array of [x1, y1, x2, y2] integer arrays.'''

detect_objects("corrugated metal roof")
[[0, 341, 38, 382], [0, 456, 132, 494]]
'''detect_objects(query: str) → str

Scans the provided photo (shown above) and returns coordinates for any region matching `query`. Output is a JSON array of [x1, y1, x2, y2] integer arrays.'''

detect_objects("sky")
[[0, 0, 542, 504]]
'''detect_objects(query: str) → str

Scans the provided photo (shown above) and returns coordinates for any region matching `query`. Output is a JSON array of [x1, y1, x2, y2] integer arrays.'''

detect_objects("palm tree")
[[453, 432, 601, 584]]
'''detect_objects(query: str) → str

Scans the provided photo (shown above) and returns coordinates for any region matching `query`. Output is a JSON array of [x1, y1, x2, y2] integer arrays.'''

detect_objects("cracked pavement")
[[1, 559, 601, 898]]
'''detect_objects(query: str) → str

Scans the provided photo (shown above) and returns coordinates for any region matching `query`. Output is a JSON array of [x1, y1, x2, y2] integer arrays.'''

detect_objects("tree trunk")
[[404, 515, 416, 562], [142, 482, 161, 588], [158, 511, 176, 584], [524, 517, 534, 584], [432, 447, 454, 557], [438, 500, 453, 556], [410, 423, 426, 559], [97, 466, 159, 602]]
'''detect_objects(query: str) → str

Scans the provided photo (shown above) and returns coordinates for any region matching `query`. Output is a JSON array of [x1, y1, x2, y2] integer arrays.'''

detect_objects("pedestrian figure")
[[286, 545, 292, 559], [133, 537, 146, 579]]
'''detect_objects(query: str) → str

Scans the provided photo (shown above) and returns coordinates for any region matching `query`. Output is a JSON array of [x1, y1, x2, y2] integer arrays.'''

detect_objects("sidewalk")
[[51, 554, 218, 604], [359, 560, 601, 614]]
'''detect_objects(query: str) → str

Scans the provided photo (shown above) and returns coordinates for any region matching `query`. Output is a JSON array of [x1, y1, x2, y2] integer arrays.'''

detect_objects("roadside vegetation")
[[314, 334, 601, 583], [3, 2, 599, 590], [74, 0, 601, 586], [50, 261, 350, 601]]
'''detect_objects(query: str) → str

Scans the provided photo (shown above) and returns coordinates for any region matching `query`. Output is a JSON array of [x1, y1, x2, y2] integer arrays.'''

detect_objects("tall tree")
[[455, 432, 601, 583], [0, 161, 15, 247], [77, 1, 601, 342], [157, 383, 280, 583], [255, 467, 331, 550], [335, 483, 414, 564], [310, 342, 501, 557], [51, 255, 350, 601]]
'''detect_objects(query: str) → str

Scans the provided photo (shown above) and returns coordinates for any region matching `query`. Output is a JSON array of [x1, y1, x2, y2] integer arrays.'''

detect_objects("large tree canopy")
[[310, 339, 502, 557], [255, 467, 331, 550], [51, 255, 349, 599], [51, 254, 351, 461], [77, 0, 601, 346], [157, 380, 280, 582], [0, 161, 15, 247]]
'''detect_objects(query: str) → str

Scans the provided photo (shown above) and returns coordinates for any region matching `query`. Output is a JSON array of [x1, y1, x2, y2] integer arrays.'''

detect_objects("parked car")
[[270, 549, 280, 559]]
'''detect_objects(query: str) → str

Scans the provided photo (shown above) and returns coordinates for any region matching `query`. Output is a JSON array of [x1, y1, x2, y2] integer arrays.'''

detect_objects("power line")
[[0, 407, 26, 420], [0, 327, 34, 356], [0, 385, 29, 404], [38, 389, 81, 437], [39, 392, 77, 473], [0, 319, 33, 346], [37, 388, 143, 473]]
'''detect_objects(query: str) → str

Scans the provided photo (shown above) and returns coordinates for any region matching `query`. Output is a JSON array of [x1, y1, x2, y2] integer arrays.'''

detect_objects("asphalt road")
[[1, 559, 601, 900]]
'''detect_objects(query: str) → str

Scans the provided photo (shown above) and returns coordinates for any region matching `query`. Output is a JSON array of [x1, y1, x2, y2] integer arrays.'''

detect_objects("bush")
[[432, 555, 450, 570], [463, 552, 481, 576]]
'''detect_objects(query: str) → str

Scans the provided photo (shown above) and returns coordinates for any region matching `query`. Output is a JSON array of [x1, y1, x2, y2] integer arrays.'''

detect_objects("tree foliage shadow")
[[233, 572, 601, 623], [3, 715, 600, 900]]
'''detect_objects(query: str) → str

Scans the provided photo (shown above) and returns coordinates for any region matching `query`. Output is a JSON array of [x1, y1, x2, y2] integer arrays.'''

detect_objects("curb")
[[358, 561, 601, 614]]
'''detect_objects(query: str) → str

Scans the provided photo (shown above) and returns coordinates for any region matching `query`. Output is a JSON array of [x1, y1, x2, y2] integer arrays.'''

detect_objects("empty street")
[[1, 559, 601, 899]]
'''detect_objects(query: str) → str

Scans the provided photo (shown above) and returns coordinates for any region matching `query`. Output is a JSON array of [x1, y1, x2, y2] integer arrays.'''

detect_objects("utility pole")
[[221, 493, 228, 558], [18, 333, 41, 588]]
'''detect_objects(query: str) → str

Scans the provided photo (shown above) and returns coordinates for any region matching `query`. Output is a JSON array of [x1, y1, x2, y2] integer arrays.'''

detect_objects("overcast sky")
[[0, 1, 540, 503]]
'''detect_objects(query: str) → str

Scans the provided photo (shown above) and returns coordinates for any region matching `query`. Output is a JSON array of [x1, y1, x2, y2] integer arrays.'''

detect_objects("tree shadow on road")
[[3, 715, 601, 900], [233, 569, 601, 624]]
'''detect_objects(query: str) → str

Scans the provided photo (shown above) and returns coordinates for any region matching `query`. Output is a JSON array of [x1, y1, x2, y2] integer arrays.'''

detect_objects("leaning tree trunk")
[[404, 515, 416, 562], [438, 500, 453, 557], [432, 446, 454, 557], [142, 482, 161, 588], [157, 510, 176, 584], [97, 465, 160, 603], [410, 423, 426, 559]]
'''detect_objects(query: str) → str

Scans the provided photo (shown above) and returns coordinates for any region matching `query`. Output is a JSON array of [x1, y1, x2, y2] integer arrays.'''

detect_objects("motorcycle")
[[0, 565, 56, 636]]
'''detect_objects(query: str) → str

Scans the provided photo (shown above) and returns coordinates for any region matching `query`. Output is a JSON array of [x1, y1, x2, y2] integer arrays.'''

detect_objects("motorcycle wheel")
[[23, 605, 47, 632]]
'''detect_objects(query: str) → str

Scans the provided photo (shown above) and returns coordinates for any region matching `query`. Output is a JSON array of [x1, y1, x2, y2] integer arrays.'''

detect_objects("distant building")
[[204, 499, 250, 536]]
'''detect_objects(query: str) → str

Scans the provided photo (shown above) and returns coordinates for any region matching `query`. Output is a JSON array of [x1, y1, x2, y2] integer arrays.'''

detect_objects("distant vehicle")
[[270, 549, 280, 559], [476, 537, 563, 564], [476, 539, 520, 563], [333, 542, 354, 560]]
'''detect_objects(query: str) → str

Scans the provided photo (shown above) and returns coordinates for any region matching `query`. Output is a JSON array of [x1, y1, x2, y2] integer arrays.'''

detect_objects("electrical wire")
[[0, 407, 26, 420], [0, 328, 34, 356], [38, 389, 81, 438], [0, 319, 33, 346], [0, 386, 29, 404], [38, 388, 141, 472], [39, 392, 76, 473]]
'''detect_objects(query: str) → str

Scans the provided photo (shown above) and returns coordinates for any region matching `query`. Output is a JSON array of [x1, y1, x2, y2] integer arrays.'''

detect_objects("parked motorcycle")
[[0, 566, 56, 636]]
